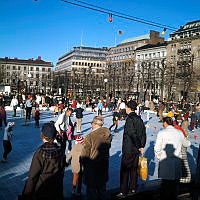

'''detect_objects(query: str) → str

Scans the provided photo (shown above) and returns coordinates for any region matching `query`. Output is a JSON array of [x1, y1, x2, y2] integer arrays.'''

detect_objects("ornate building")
[[106, 30, 164, 98], [0, 56, 53, 94], [167, 20, 200, 101], [55, 46, 108, 96], [135, 42, 167, 101]]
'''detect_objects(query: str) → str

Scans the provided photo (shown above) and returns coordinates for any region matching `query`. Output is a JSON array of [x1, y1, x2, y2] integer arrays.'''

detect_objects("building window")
[[42, 68, 45, 72], [36, 74, 39, 78], [13, 66, 16, 70], [18, 66, 21, 70], [6, 79, 9, 84], [48, 68, 51, 72], [7, 65, 10, 70], [24, 67, 27, 71], [30, 67, 33, 71], [7, 72, 10, 76], [36, 67, 39, 71]]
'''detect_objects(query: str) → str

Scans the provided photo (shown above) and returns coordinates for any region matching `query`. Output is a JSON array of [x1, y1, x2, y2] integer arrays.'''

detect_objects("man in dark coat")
[[19, 123, 65, 200], [81, 116, 112, 200], [117, 100, 146, 199]]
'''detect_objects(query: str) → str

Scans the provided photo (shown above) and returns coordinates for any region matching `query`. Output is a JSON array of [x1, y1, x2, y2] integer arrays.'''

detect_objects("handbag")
[[138, 156, 148, 180]]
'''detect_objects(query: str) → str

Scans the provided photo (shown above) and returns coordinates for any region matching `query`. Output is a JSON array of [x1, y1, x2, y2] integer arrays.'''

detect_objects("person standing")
[[154, 117, 191, 200], [97, 100, 103, 116], [10, 96, 18, 117], [20, 100, 26, 118], [20, 123, 65, 200], [81, 116, 112, 200], [55, 108, 74, 152], [158, 101, 165, 122], [117, 100, 146, 199], [2, 122, 15, 162], [34, 108, 40, 128], [25, 98, 33, 120], [0, 106, 7, 129], [74, 103, 84, 133]]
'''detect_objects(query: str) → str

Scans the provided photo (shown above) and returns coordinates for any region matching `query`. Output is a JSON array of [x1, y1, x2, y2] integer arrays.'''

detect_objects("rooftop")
[[0, 57, 53, 66], [58, 46, 108, 60], [136, 42, 167, 51], [120, 34, 150, 45], [171, 19, 200, 35]]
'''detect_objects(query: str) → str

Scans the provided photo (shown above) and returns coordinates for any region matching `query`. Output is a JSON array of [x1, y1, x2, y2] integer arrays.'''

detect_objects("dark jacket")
[[22, 142, 65, 200], [34, 110, 40, 120], [0, 108, 6, 119], [122, 112, 146, 155], [74, 108, 84, 119], [81, 127, 112, 187]]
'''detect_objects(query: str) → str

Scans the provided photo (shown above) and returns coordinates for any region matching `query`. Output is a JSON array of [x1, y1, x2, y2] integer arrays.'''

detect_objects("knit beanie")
[[75, 136, 84, 144]]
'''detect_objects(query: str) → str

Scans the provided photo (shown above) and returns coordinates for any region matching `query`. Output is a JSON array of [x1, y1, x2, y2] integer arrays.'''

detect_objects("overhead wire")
[[60, 0, 177, 31], [72, 0, 177, 30]]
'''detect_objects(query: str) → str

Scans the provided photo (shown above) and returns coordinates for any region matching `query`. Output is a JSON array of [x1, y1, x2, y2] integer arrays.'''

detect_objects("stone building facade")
[[55, 46, 108, 96], [0, 56, 53, 94], [167, 20, 200, 101], [135, 42, 167, 101], [105, 30, 164, 98]]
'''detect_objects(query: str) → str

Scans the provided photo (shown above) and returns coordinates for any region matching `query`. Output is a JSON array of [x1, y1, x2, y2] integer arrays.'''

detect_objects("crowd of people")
[[0, 93, 200, 199]]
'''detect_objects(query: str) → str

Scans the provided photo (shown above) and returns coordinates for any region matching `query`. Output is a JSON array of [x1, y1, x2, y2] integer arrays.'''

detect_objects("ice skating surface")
[[0, 110, 199, 200]]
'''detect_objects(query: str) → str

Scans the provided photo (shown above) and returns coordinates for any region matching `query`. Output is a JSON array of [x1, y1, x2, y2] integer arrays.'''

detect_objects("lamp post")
[[104, 78, 108, 95], [27, 73, 32, 94]]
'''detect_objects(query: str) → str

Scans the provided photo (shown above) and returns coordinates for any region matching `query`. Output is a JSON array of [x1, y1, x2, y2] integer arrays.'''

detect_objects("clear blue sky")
[[0, 0, 199, 65]]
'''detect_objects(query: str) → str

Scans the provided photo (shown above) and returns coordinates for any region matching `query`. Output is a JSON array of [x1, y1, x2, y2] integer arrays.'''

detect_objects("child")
[[97, 100, 103, 116], [2, 122, 15, 162], [20, 123, 65, 200], [34, 108, 40, 128], [54, 104, 59, 117], [66, 136, 84, 196], [109, 110, 120, 133], [20, 100, 25, 118]]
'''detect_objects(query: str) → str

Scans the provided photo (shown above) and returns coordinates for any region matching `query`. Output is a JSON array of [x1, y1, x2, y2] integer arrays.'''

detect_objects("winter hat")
[[75, 136, 84, 144], [41, 123, 57, 139]]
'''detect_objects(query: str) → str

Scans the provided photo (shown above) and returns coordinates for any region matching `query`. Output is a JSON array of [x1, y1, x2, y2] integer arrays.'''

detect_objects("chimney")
[[37, 56, 41, 60]]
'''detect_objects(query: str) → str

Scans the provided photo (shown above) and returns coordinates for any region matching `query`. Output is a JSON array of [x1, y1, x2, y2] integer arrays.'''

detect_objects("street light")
[[104, 78, 108, 95], [27, 73, 32, 94]]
